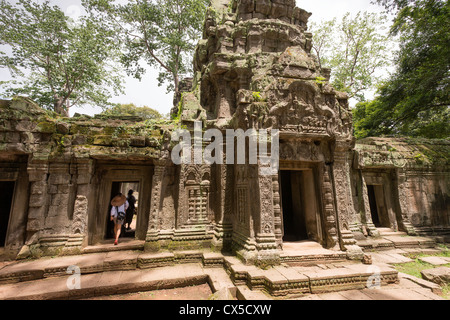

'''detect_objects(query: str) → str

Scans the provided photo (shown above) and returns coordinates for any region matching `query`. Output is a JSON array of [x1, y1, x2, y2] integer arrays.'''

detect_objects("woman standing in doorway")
[[125, 189, 136, 230], [110, 193, 129, 245]]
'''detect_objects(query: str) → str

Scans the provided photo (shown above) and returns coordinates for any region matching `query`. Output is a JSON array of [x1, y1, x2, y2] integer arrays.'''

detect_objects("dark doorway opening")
[[106, 181, 140, 240], [280, 171, 307, 241], [367, 184, 390, 228], [0, 181, 15, 247], [280, 170, 322, 243], [367, 185, 380, 227]]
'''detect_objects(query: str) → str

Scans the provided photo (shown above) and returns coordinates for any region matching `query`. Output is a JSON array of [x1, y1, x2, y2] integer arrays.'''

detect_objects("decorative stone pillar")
[[272, 173, 283, 249], [232, 164, 256, 262], [332, 148, 364, 260], [360, 172, 380, 237], [17, 160, 49, 259], [212, 160, 234, 252], [321, 164, 340, 249], [62, 159, 93, 255], [62, 195, 88, 255], [35, 162, 77, 256], [254, 169, 280, 267], [145, 161, 166, 251], [395, 168, 417, 235]]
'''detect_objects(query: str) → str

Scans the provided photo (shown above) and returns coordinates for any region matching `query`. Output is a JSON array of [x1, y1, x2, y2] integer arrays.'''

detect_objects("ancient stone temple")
[[0, 0, 448, 266]]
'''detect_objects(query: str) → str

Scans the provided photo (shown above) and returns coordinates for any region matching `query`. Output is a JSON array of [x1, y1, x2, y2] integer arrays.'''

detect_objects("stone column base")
[[340, 229, 364, 260], [145, 228, 214, 252], [232, 232, 281, 267], [61, 234, 85, 255], [211, 222, 233, 252], [366, 222, 381, 237]]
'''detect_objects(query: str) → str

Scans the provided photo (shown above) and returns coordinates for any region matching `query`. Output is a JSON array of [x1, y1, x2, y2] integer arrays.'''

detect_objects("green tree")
[[355, 0, 450, 139], [311, 12, 393, 101], [83, 0, 209, 103], [100, 103, 163, 120], [0, 0, 123, 116]]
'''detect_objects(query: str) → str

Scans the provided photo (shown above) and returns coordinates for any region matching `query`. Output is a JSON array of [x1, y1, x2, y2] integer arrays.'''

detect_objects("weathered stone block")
[[51, 193, 69, 206], [72, 134, 87, 146], [238, 0, 254, 14], [47, 205, 60, 217], [56, 122, 70, 134], [47, 184, 58, 194], [26, 218, 41, 232], [255, 0, 271, 15], [48, 174, 71, 185], [44, 214, 69, 230], [30, 181, 47, 195], [58, 183, 71, 194], [27, 172, 48, 182], [27, 207, 46, 220], [271, 3, 287, 18], [93, 135, 113, 146], [15, 120, 37, 132], [29, 194, 46, 207], [421, 267, 450, 286], [5, 132, 20, 143], [130, 136, 146, 147]]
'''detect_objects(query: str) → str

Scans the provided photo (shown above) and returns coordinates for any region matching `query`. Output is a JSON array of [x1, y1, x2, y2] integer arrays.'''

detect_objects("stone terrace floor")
[[0, 237, 447, 300]]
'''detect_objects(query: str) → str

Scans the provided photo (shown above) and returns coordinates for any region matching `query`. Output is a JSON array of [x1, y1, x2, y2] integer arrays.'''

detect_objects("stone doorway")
[[367, 184, 390, 228], [279, 168, 323, 243], [0, 181, 15, 247], [88, 163, 153, 245], [105, 181, 140, 240]]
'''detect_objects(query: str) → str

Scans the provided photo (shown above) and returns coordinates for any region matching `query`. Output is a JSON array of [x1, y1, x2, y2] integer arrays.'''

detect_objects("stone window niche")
[[183, 169, 212, 227]]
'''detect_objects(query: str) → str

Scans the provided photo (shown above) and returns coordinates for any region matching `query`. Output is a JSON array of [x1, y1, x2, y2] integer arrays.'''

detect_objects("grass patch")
[[442, 284, 450, 300], [394, 259, 437, 279], [393, 246, 450, 299]]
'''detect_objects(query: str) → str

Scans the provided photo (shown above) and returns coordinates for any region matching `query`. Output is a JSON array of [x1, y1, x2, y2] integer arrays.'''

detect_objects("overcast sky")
[[0, 0, 388, 116]]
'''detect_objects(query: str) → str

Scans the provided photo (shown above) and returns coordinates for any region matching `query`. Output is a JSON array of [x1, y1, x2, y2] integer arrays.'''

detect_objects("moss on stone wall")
[[0, 98, 172, 162], [355, 137, 450, 168]]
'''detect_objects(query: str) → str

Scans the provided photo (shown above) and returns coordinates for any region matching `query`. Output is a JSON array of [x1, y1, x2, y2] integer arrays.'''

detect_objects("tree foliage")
[[83, 0, 209, 102], [0, 0, 123, 116], [355, 0, 450, 139], [310, 12, 392, 101], [100, 103, 163, 120]]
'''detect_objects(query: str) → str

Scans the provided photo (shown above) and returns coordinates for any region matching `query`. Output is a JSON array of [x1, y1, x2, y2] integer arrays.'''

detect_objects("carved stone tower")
[[174, 0, 363, 265]]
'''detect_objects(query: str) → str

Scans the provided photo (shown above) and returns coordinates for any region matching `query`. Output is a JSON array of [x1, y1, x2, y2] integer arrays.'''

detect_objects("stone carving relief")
[[183, 165, 212, 226], [72, 195, 87, 235]]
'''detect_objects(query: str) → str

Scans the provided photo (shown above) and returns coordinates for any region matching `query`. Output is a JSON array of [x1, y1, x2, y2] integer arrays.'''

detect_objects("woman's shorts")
[[113, 217, 124, 225]]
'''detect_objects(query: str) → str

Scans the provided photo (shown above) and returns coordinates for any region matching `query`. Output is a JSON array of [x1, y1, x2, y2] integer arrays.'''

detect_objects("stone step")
[[280, 241, 348, 266], [0, 250, 225, 285], [0, 264, 212, 300], [358, 235, 436, 251], [383, 235, 436, 249], [370, 252, 414, 265], [223, 256, 399, 298], [357, 238, 396, 251], [377, 228, 407, 237], [81, 240, 145, 254], [280, 252, 348, 266], [0, 249, 401, 300]]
